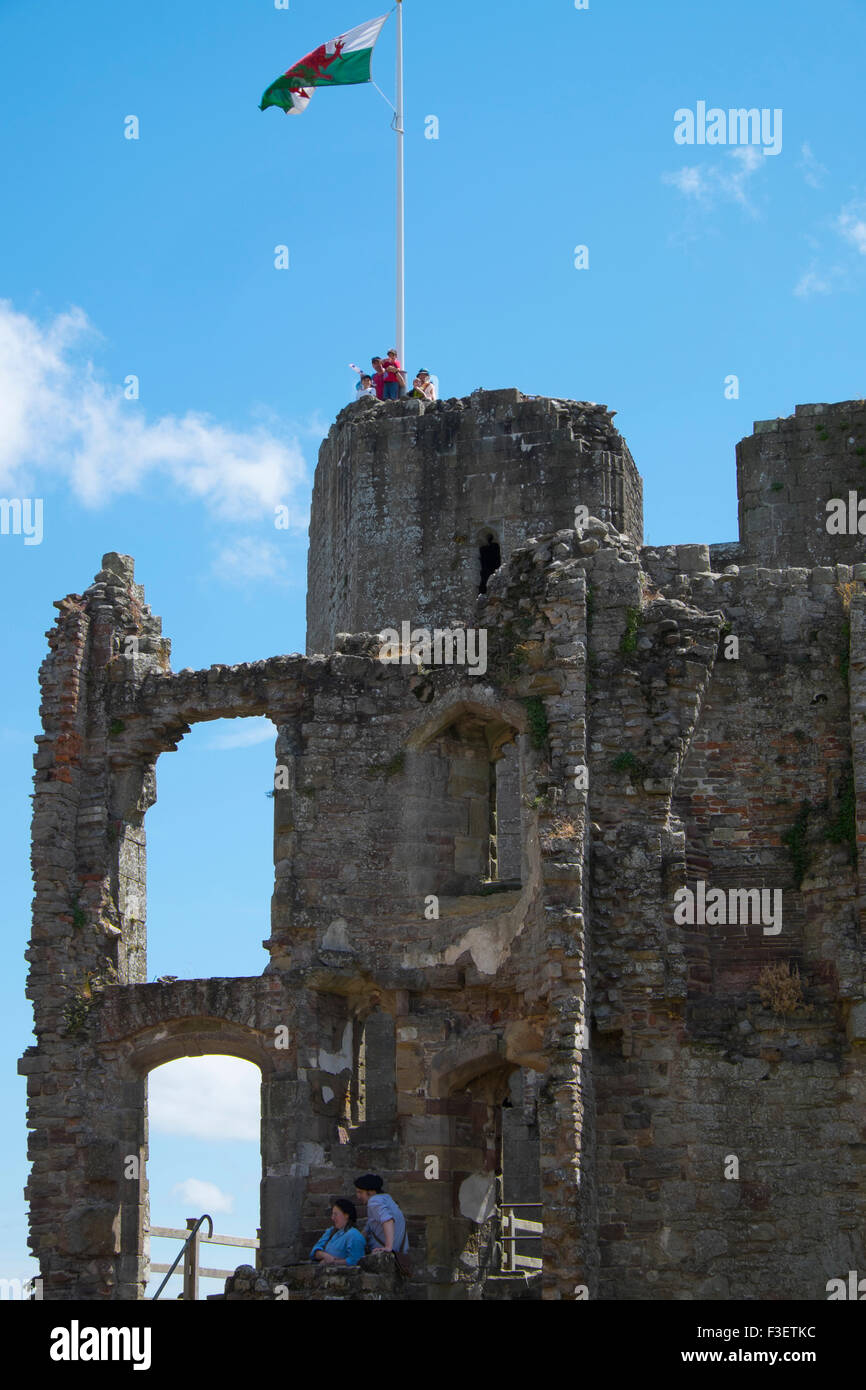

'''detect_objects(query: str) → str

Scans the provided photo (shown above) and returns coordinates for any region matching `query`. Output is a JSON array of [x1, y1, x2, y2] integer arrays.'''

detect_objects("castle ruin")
[[20, 388, 866, 1300]]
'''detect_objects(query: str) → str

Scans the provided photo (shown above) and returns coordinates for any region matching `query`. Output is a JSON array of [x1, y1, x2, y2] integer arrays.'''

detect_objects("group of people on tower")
[[309, 1173, 409, 1269], [351, 350, 437, 403]]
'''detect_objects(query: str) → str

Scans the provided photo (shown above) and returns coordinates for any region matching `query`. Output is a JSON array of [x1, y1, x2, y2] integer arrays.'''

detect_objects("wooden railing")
[[499, 1203, 542, 1272], [149, 1215, 260, 1300]]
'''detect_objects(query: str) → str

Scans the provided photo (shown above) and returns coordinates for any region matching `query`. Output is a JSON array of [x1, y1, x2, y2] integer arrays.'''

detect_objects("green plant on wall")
[[612, 750, 649, 784], [524, 697, 549, 750], [620, 607, 641, 655], [826, 764, 856, 865], [840, 619, 850, 685], [782, 801, 811, 889], [366, 750, 406, 779]]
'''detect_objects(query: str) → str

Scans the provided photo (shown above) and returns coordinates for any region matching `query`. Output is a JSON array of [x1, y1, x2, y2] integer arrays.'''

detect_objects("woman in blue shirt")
[[310, 1199, 366, 1267]]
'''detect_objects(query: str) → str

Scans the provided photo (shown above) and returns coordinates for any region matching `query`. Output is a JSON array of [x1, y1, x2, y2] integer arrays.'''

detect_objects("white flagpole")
[[395, 0, 405, 376]]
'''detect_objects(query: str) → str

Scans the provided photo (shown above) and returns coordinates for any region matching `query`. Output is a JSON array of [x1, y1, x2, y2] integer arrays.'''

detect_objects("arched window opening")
[[348, 1011, 396, 1140], [402, 705, 523, 896], [479, 531, 502, 594], [487, 759, 498, 881], [147, 716, 277, 980], [144, 1055, 262, 1300], [350, 1019, 367, 1128]]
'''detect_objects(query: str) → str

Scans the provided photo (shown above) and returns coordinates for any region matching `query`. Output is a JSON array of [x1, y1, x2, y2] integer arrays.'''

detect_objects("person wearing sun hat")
[[412, 369, 437, 401]]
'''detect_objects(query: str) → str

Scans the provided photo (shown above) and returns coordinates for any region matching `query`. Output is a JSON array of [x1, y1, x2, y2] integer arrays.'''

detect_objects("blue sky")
[[2, 0, 865, 1293]]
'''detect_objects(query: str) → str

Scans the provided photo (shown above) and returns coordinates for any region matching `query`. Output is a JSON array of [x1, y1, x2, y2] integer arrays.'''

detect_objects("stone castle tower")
[[20, 390, 866, 1300], [306, 389, 642, 648]]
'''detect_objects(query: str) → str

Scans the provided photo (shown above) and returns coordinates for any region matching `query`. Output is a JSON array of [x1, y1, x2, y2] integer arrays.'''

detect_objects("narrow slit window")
[[479, 532, 502, 594]]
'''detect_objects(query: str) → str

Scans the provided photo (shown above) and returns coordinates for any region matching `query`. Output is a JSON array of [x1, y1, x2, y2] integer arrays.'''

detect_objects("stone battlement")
[[738, 398, 866, 568]]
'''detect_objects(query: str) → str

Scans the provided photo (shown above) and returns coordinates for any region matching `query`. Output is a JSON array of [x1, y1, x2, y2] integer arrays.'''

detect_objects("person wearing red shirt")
[[382, 349, 405, 400], [371, 356, 386, 400]]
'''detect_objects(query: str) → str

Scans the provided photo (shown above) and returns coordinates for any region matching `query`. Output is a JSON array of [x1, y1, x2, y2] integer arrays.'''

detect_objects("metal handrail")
[[151, 1214, 213, 1301]]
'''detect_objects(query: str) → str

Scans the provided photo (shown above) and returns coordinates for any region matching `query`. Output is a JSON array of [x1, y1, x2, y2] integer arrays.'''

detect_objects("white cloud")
[[838, 203, 866, 255], [794, 267, 834, 298], [794, 199, 866, 297], [171, 1178, 235, 1215], [149, 1056, 260, 1141], [662, 146, 766, 213], [663, 166, 705, 197], [799, 142, 828, 189], [211, 536, 293, 587], [0, 300, 309, 518], [206, 716, 275, 751]]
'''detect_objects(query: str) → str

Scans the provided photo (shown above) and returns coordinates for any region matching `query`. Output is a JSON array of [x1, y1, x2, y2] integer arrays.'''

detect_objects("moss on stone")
[[612, 750, 649, 784], [366, 751, 406, 778], [524, 697, 549, 750], [782, 801, 811, 888], [63, 994, 92, 1036], [826, 763, 856, 864], [620, 607, 641, 655]]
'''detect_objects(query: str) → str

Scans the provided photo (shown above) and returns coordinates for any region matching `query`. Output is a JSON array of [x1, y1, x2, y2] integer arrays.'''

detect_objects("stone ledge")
[[213, 1260, 401, 1301]]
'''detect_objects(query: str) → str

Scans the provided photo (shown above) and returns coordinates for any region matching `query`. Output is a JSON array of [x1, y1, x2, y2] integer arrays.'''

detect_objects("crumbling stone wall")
[[215, 1261, 401, 1301], [20, 391, 866, 1301], [21, 531, 589, 1299], [586, 535, 866, 1299]]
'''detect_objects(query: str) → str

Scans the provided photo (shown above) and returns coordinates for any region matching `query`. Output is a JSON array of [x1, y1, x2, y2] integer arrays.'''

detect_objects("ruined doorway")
[[143, 1055, 262, 1300], [499, 1069, 542, 1273]]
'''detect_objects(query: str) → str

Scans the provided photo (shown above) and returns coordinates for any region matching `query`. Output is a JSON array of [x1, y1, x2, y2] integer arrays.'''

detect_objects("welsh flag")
[[260, 15, 389, 116]]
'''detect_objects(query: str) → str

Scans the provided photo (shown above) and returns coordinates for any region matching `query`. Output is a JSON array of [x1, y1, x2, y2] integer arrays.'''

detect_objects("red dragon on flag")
[[260, 15, 388, 116], [283, 38, 346, 90]]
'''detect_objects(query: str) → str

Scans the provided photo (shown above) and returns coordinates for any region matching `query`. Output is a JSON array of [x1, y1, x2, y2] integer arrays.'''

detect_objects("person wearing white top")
[[355, 374, 377, 400]]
